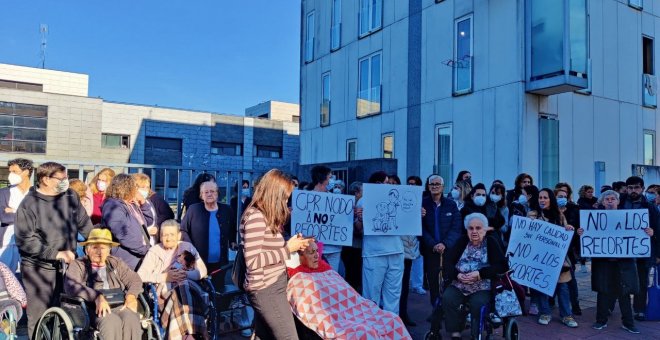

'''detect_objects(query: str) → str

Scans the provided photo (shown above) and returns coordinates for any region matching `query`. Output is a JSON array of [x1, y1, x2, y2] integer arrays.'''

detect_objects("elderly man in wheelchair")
[[33, 228, 155, 340]]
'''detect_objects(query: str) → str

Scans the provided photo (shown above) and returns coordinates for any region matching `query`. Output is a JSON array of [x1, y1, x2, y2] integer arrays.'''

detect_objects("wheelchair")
[[0, 299, 21, 339], [213, 264, 253, 336], [33, 292, 161, 340]]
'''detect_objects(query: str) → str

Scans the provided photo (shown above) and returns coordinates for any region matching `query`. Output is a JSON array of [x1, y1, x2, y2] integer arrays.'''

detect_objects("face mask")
[[474, 196, 486, 206], [56, 178, 70, 194], [138, 189, 150, 199], [450, 189, 460, 199], [241, 188, 251, 197], [464, 178, 473, 186], [489, 194, 502, 203], [557, 197, 568, 207], [7, 173, 22, 186], [518, 194, 527, 204], [97, 180, 107, 192], [539, 201, 546, 209], [332, 188, 342, 194]]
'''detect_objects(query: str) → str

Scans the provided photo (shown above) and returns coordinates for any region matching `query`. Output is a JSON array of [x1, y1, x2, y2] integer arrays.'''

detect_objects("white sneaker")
[[241, 328, 253, 337]]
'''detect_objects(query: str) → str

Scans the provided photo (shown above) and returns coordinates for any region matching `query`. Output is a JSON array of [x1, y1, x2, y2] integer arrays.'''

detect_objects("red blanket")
[[287, 270, 411, 339]]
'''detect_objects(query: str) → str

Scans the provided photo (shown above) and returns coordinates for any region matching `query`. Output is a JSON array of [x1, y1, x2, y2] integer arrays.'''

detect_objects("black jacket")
[[229, 196, 252, 222], [443, 233, 508, 283], [591, 258, 639, 295], [619, 195, 660, 262], [15, 188, 93, 268], [148, 192, 174, 227], [577, 197, 598, 210], [421, 196, 462, 254], [460, 200, 506, 232], [180, 202, 236, 265]]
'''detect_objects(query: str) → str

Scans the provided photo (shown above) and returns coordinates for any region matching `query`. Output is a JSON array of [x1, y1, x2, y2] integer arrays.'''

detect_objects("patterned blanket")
[[287, 270, 411, 340], [160, 280, 208, 340]]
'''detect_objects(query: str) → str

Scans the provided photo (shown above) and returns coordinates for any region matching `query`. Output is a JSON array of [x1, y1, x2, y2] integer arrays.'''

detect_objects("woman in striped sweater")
[[240, 169, 310, 339]]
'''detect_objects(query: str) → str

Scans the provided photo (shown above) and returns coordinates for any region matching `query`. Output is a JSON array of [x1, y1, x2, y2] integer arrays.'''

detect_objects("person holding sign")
[[577, 190, 653, 334], [309, 165, 343, 272], [442, 213, 508, 340]]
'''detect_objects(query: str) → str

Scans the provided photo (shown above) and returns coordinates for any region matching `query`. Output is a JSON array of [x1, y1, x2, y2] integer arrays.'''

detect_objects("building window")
[[305, 11, 315, 63], [359, 0, 382, 37], [211, 141, 242, 156], [357, 52, 382, 117], [644, 130, 655, 165], [321, 73, 331, 126], [436, 124, 452, 192], [454, 15, 473, 95], [102, 133, 130, 149], [292, 115, 300, 123], [629, 0, 643, 10], [539, 117, 559, 188], [382, 133, 394, 159], [0, 79, 43, 92], [255, 145, 282, 158], [346, 139, 357, 161], [331, 0, 342, 50], [643, 36, 656, 107], [0, 101, 47, 154]]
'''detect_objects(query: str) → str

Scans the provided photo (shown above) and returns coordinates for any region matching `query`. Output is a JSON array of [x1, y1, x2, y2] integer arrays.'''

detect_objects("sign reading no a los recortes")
[[579, 209, 651, 258], [506, 216, 574, 296], [290, 190, 354, 246]]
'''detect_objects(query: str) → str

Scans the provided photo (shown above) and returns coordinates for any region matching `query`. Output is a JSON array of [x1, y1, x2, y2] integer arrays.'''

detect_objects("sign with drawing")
[[290, 190, 355, 246], [362, 183, 423, 236]]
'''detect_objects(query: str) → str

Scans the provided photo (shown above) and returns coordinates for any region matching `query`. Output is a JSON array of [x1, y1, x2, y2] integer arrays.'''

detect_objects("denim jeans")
[[531, 289, 552, 315], [557, 282, 573, 317]]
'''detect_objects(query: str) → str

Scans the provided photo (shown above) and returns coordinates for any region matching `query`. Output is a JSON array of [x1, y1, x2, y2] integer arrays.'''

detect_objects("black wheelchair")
[[213, 263, 253, 336]]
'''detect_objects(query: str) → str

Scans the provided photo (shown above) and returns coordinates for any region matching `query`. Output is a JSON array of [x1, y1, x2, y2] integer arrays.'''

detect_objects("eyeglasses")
[[429, 183, 444, 187]]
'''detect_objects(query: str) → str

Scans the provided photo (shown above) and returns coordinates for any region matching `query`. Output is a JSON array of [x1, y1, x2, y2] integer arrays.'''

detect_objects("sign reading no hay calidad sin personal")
[[290, 190, 355, 246]]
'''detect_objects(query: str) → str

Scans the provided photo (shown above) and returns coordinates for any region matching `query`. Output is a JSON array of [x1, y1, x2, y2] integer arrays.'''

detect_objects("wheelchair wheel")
[[34, 307, 75, 340], [504, 318, 519, 340], [141, 318, 162, 340]]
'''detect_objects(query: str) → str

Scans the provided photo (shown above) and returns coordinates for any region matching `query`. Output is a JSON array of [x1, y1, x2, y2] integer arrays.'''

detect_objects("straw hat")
[[80, 228, 120, 247]]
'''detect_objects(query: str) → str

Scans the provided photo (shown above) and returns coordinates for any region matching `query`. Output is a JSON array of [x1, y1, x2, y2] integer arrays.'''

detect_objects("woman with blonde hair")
[[89, 168, 116, 224], [240, 169, 310, 339], [69, 179, 93, 217], [131, 173, 174, 244]]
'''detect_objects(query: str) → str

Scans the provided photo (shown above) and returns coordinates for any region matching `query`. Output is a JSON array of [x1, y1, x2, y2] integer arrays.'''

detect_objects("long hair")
[[535, 188, 561, 224], [247, 169, 294, 234], [89, 168, 116, 194], [105, 174, 137, 202]]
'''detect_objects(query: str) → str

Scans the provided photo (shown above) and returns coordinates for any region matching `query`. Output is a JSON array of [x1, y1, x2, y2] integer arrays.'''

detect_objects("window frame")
[[453, 14, 474, 95], [538, 116, 560, 188], [644, 129, 655, 166], [210, 141, 243, 156], [382, 133, 394, 159], [435, 123, 453, 193], [101, 133, 130, 149], [254, 145, 282, 159], [331, 0, 342, 51], [359, 0, 383, 38], [356, 51, 382, 118], [305, 11, 315, 63], [346, 139, 357, 161], [321, 72, 331, 127], [629, 0, 643, 10]]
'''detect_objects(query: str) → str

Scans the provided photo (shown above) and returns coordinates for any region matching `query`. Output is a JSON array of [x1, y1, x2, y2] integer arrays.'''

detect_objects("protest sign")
[[362, 183, 423, 236], [291, 190, 354, 246], [506, 216, 574, 296], [579, 209, 651, 258]]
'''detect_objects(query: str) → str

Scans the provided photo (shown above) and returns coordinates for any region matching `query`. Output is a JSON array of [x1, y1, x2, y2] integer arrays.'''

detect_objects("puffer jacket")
[[401, 235, 420, 260]]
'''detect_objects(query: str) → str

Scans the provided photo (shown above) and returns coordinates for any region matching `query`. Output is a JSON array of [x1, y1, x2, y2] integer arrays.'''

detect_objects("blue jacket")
[[102, 198, 154, 270], [0, 187, 14, 227], [421, 196, 462, 254]]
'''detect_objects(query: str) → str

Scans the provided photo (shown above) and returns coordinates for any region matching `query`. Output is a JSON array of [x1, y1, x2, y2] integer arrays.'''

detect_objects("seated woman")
[[0, 261, 26, 335], [64, 228, 143, 340], [287, 241, 411, 340], [137, 219, 208, 340], [442, 213, 508, 340]]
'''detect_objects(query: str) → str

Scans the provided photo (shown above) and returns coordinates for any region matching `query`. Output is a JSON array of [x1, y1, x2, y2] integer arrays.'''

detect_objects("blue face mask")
[[518, 194, 527, 204], [645, 192, 657, 203], [474, 196, 486, 207], [557, 197, 568, 208]]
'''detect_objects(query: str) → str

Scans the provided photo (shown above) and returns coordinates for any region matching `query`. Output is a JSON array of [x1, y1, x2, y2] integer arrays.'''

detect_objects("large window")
[[102, 133, 130, 149], [331, 0, 342, 50], [629, 0, 643, 10], [643, 36, 656, 107], [347, 139, 357, 161], [454, 15, 473, 95], [382, 133, 394, 159], [255, 145, 282, 158], [436, 124, 452, 192], [357, 52, 382, 117], [321, 73, 331, 126], [305, 11, 315, 63], [644, 130, 655, 165], [211, 141, 242, 156], [0, 101, 47, 154], [359, 0, 382, 37], [539, 117, 559, 188]]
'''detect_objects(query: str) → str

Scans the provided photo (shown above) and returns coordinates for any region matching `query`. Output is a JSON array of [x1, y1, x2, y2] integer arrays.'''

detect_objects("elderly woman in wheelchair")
[[137, 219, 210, 339]]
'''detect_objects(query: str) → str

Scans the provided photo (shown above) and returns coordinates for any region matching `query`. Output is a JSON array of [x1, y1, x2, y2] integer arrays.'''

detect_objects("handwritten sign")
[[362, 184, 423, 236], [506, 216, 574, 296], [579, 209, 651, 258], [291, 190, 354, 246]]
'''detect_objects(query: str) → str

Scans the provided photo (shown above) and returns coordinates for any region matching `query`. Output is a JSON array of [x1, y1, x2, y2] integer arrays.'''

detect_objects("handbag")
[[231, 244, 247, 291], [494, 272, 523, 318], [646, 265, 660, 321], [97, 288, 126, 307]]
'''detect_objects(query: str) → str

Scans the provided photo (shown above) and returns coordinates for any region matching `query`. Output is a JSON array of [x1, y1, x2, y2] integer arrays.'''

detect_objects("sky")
[[0, 1, 301, 115]]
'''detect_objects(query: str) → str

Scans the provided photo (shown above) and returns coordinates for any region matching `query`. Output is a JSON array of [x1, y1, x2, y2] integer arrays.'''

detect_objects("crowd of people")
[[0, 157, 657, 339]]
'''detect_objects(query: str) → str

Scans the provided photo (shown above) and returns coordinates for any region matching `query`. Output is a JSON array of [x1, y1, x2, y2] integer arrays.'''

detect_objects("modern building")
[[299, 0, 660, 190], [0, 63, 300, 200]]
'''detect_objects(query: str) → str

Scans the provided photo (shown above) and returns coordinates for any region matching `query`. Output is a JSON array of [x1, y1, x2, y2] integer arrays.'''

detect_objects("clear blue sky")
[[0, 1, 301, 115]]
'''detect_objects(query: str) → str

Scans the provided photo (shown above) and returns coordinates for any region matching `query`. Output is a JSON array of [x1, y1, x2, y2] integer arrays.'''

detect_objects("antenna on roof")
[[39, 24, 48, 69]]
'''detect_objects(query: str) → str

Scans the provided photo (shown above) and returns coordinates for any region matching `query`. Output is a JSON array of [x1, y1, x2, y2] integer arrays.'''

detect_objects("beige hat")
[[79, 228, 120, 247]]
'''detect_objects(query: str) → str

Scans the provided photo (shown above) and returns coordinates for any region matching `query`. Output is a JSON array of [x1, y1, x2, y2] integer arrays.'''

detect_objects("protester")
[[406, 176, 426, 295], [230, 180, 252, 222], [443, 213, 507, 340], [488, 182, 509, 238], [178, 173, 215, 220], [309, 165, 342, 271], [555, 183, 583, 315], [505, 173, 534, 207], [455, 170, 473, 187], [341, 181, 363, 293], [460, 183, 505, 236], [618, 176, 660, 321], [65, 228, 143, 340], [508, 185, 539, 222], [395, 175, 421, 326], [449, 180, 470, 211], [102, 174, 154, 270], [291, 176, 299, 188], [69, 179, 93, 217], [577, 185, 598, 209], [15, 162, 94, 338], [89, 168, 116, 224], [180, 181, 236, 289], [132, 173, 174, 230], [240, 169, 309, 339], [0, 158, 33, 272], [578, 190, 654, 334], [612, 181, 627, 195]]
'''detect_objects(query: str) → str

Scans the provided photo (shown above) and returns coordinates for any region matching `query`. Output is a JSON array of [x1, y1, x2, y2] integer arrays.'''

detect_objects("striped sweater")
[[240, 207, 290, 291]]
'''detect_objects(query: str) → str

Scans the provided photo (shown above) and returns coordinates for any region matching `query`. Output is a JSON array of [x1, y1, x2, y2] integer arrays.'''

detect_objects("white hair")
[[428, 175, 444, 184], [598, 190, 619, 205], [464, 212, 488, 230]]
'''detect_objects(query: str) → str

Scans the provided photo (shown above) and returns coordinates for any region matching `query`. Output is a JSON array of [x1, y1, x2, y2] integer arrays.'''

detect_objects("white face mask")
[[451, 189, 460, 199], [489, 194, 502, 203], [474, 195, 486, 206], [138, 189, 150, 199], [97, 180, 107, 192], [56, 178, 70, 194], [8, 173, 22, 186], [332, 188, 342, 194]]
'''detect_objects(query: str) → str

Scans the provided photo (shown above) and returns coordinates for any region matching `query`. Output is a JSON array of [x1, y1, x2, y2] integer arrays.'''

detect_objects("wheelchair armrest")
[[60, 294, 87, 306], [209, 263, 233, 278], [138, 292, 151, 319]]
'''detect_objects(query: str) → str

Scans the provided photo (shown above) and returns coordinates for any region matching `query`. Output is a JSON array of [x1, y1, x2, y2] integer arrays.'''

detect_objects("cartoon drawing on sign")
[[386, 189, 400, 230], [401, 191, 416, 212], [372, 202, 390, 233]]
